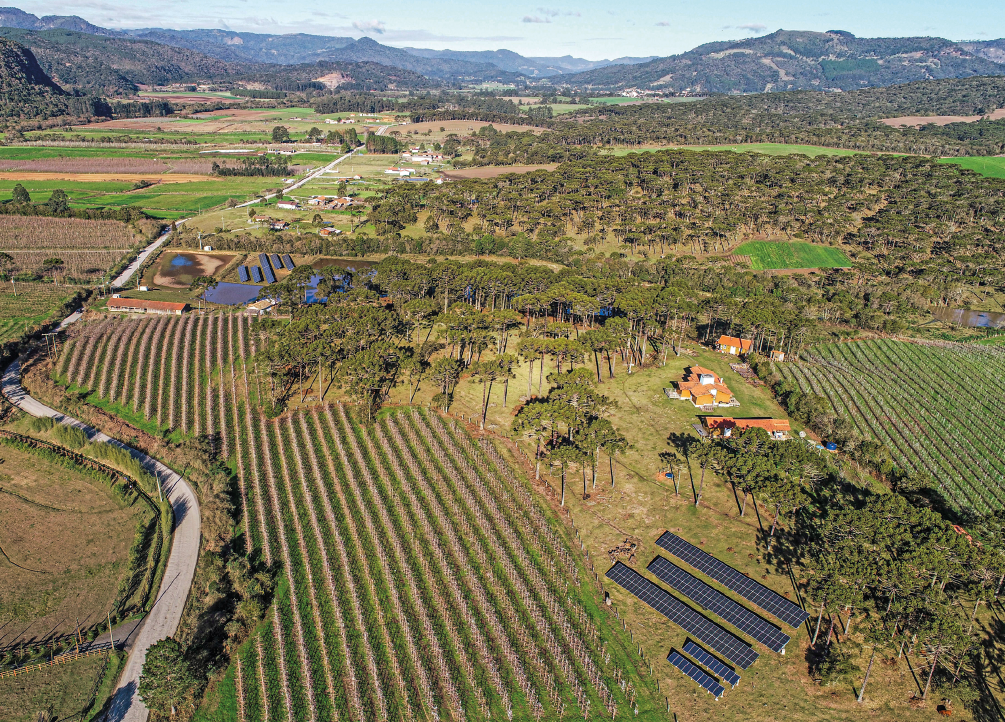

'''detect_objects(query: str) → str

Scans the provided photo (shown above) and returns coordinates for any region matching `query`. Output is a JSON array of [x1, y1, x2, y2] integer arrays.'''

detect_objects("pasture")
[[733, 241, 852, 269], [0, 437, 148, 648], [938, 156, 1005, 178]]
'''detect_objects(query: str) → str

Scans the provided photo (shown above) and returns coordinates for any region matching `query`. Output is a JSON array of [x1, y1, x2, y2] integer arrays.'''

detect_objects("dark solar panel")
[[683, 640, 741, 688], [250, 266, 264, 283], [238, 266, 250, 282], [655, 532, 809, 628], [605, 562, 758, 669], [258, 254, 276, 284], [668, 650, 724, 699], [648, 556, 790, 653], [282, 254, 295, 269], [269, 253, 282, 270]]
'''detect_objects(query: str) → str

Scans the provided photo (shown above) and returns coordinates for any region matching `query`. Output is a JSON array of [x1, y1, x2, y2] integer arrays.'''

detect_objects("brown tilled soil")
[[0, 172, 214, 183], [441, 164, 560, 179], [879, 108, 1005, 127]]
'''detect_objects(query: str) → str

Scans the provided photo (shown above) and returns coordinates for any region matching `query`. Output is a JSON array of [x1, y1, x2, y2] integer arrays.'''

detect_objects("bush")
[[28, 416, 55, 433], [52, 423, 89, 449]]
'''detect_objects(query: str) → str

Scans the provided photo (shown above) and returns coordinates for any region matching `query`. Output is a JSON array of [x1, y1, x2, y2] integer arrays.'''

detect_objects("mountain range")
[[564, 30, 1005, 92]]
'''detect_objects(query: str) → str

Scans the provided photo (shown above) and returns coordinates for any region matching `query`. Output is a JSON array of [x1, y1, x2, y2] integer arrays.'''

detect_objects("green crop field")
[[938, 156, 1005, 178], [734, 241, 852, 269]]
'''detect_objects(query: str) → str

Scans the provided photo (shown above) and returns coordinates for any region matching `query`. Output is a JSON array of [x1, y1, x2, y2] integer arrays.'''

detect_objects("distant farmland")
[[734, 241, 852, 270]]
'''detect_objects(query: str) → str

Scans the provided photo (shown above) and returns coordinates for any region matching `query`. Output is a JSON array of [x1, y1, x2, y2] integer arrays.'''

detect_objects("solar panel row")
[[238, 266, 249, 282], [648, 556, 790, 653], [668, 650, 724, 699], [250, 266, 264, 283], [655, 532, 809, 628], [605, 562, 758, 669], [684, 640, 741, 688], [258, 254, 277, 284], [269, 253, 282, 270], [281, 253, 295, 269]]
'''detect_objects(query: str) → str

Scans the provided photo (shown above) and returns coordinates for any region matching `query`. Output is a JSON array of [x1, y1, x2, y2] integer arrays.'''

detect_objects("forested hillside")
[[565, 30, 1005, 92], [0, 36, 69, 118]]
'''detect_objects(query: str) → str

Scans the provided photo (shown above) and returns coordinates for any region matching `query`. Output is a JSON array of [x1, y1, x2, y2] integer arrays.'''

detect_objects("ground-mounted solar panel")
[[684, 640, 741, 688], [282, 254, 295, 269], [250, 266, 264, 283], [648, 556, 790, 653], [258, 254, 277, 284], [655, 532, 809, 629], [668, 650, 725, 699], [238, 266, 250, 282], [269, 253, 282, 270], [605, 562, 758, 669]]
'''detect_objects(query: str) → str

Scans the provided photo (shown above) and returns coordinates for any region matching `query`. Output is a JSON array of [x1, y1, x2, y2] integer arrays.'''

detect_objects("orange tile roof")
[[703, 417, 790, 433], [108, 298, 187, 312], [718, 335, 752, 351]]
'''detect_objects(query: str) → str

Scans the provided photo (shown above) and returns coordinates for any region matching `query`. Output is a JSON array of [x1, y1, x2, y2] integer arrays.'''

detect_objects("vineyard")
[[777, 338, 1005, 513], [0, 215, 137, 250], [0, 282, 79, 343], [56, 314, 630, 720], [8, 250, 128, 281]]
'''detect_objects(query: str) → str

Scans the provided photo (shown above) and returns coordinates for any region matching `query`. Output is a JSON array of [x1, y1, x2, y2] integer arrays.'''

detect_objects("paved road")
[[2, 359, 201, 722]]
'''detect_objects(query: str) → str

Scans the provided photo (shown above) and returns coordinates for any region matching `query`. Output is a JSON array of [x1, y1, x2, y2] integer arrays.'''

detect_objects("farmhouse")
[[319, 227, 342, 236], [270, 221, 290, 230], [276, 200, 299, 210], [702, 416, 791, 439], [107, 298, 188, 315], [253, 215, 272, 223], [246, 298, 276, 316], [671, 366, 735, 408], [717, 335, 752, 356]]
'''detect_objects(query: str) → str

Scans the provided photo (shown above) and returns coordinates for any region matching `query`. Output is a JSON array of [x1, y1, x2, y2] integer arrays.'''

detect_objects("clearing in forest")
[[777, 338, 1005, 514], [733, 241, 851, 270]]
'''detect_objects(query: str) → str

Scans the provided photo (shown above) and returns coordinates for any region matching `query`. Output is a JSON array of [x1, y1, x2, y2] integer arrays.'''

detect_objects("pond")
[[933, 307, 1005, 328], [170, 255, 194, 267]]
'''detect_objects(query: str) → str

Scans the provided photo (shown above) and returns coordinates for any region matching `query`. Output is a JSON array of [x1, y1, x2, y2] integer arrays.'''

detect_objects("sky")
[[26, 0, 1005, 60]]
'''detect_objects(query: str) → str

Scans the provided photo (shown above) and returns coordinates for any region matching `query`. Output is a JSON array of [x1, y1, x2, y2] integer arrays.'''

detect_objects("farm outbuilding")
[[702, 416, 791, 439], [107, 298, 188, 315], [672, 366, 735, 408], [717, 336, 752, 356]]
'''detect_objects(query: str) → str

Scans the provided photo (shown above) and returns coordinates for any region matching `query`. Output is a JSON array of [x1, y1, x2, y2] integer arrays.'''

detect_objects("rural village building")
[[701, 416, 791, 439], [276, 200, 299, 210], [717, 335, 752, 356], [107, 298, 188, 315], [245, 298, 277, 316], [670, 366, 735, 408]]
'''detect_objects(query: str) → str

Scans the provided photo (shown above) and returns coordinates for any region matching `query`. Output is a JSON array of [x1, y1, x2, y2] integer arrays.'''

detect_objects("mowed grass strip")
[[734, 241, 852, 269]]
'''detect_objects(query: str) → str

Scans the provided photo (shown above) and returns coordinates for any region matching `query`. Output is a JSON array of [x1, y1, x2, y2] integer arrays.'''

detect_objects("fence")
[[0, 645, 111, 680]]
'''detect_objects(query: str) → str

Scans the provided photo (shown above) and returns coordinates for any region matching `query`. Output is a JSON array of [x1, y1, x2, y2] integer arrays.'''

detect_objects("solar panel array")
[[605, 562, 758, 669], [668, 650, 724, 699], [238, 266, 250, 282], [250, 266, 264, 283], [269, 253, 282, 270], [655, 532, 809, 628], [684, 640, 741, 688], [258, 254, 277, 284], [281, 253, 295, 269], [648, 556, 790, 652]]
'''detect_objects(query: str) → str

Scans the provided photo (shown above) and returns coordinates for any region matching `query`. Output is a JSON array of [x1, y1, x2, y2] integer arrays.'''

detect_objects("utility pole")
[[108, 612, 114, 652], [74, 616, 81, 655], [42, 332, 59, 361]]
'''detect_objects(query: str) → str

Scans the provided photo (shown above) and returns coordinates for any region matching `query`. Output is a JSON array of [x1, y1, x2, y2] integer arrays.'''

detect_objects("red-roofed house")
[[717, 335, 752, 356], [107, 298, 188, 315], [702, 416, 791, 439], [673, 366, 734, 408]]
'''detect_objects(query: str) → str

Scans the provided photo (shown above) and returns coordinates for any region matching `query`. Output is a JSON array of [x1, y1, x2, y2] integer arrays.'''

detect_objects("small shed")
[[716, 335, 752, 356]]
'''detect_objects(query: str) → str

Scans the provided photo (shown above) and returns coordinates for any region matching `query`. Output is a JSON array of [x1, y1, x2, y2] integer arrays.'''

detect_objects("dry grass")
[[0, 440, 146, 648]]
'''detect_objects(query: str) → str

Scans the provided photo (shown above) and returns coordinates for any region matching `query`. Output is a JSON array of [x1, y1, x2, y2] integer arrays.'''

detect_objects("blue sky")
[[28, 0, 1005, 59]]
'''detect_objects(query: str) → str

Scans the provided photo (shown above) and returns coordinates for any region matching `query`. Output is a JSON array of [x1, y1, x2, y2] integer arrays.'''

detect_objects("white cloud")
[[352, 19, 386, 34], [537, 7, 580, 17], [735, 23, 767, 32], [522, 15, 551, 23]]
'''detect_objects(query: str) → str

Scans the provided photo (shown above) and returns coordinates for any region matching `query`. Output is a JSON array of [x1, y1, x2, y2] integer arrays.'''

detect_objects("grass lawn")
[[938, 156, 1005, 178], [734, 241, 852, 269]]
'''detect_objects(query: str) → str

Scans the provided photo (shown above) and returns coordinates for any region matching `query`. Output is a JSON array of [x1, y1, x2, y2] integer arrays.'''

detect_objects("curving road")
[[2, 359, 201, 722], [111, 222, 189, 290]]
